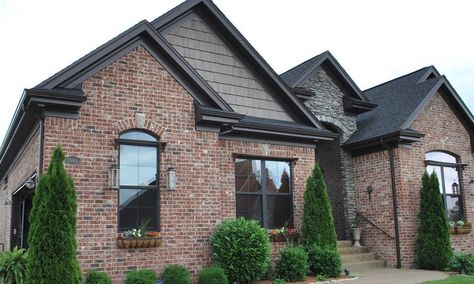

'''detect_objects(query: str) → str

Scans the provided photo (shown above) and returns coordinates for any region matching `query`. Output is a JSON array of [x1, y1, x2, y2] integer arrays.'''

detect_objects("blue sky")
[[0, 0, 473, 144]]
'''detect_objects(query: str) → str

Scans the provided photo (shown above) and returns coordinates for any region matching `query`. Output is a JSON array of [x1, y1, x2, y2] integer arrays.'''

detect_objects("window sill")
[[116, 237, 163, 249], [449, 227, 472, 235], [269, 232, 300, 242]]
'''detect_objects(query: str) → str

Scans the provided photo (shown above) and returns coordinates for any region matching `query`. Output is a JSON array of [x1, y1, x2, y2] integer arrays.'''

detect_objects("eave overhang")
[[343, 97, 378, 114], [343, 129, 424, 155]]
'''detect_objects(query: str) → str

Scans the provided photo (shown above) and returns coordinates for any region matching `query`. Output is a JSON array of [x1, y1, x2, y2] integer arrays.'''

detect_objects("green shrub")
[[125, 269, 157, 284], [272, 279, 286, 284], [161, 265, 191, 284], [301, 162, 338, 250], [316, 274, 327, 281], [275, 247, 308, 282], [448, 251, 474, 275], [198, 266, 228, 284], [211, 218, 270, 283], [26, 145, 82, 283], [306, 245, 341, 277], [0, 247, 28, 284], [416, 172, 452, 270], [85, 269, 112, 284]]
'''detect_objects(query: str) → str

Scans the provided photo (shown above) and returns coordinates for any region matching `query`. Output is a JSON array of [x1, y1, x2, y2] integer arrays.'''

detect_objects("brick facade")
[[353, 91, 474, 267], [40, 46, 315, 282]]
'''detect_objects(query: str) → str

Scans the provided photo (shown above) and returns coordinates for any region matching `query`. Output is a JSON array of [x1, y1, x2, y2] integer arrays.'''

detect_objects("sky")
[[1, 0, 473, 143]]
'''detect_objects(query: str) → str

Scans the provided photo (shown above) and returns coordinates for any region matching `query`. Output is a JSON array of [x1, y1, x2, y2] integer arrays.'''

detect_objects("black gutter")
[[381, 138, 402, 269]]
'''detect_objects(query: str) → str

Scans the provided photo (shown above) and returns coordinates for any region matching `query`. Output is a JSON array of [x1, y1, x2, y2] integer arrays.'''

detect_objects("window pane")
[[120, 145, 139, 166], [120, 131, 156, 141], [425, 151, 456, 163], [119, 188, 157, 230], [120, 145, 157, 186], [443, 167, 460, 194], [265, 161, 291, 193], [266, 195, 292, 229], [138, 188, 157, 208], [236, 195, 262, 225], [138, 208, 157, 230], [119, 207, 137, 229], [235, 159, 261, 192], [426, 165, 442, 193], [138, 166, 157, 186], [120, 188, 139, 208], [120, 165, 139, 185], [446, 196, 463, 222], [138, 147, 156, 166]]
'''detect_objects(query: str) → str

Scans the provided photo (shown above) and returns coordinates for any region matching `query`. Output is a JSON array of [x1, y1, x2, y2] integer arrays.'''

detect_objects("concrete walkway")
[[349, 268, 449, 284]]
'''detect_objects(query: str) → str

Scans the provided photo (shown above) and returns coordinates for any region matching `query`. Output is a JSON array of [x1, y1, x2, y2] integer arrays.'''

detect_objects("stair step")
[[337, 240, 353, 248], [338, 246, 370, 255], [342, 260, 386, 272], [341, 252, 376, 263]]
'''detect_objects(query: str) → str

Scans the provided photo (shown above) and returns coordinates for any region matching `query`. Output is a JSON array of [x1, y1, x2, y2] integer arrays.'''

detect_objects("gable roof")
[[280, 51, 370, 102], [345, 66, 474, 152]]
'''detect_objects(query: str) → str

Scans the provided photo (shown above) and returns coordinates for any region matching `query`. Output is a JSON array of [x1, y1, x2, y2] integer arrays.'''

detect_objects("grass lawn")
[[422, 275, 474, 283]]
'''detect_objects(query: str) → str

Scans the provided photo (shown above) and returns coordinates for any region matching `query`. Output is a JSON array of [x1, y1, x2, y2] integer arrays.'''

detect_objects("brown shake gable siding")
[[41, 46, 314, 282]]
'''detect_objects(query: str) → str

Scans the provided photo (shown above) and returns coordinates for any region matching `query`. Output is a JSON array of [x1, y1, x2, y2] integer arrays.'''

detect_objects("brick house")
[[0, 0, 473, 280]]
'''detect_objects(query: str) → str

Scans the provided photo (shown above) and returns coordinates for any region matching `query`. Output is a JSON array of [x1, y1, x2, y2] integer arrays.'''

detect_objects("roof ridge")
[[363, 66, 430, 92], [279, 51, 326, 77]]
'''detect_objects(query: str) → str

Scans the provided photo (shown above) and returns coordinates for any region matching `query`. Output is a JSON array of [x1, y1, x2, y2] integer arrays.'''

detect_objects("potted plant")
[[268, 226, 300, 242], [117, 221, 163, 249], [449, 220, 472, 235], [351, 220, 361, 247]]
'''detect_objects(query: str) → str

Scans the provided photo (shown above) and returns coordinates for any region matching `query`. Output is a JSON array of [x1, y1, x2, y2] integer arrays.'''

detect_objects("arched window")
[[118, 130, 160, 231], [425, 151, 463, 222]]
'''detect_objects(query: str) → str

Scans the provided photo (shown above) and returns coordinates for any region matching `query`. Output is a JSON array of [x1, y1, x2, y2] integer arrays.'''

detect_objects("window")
[[118, 130, 159, 231], [425, 151, 464, 222], [235, 158, 292, 228]]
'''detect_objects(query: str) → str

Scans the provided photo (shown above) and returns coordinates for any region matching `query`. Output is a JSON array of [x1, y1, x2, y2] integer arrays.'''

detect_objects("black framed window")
[[118, 130, 160, 231], [235, 158, 292, 228], [425, 151, 464, 222]]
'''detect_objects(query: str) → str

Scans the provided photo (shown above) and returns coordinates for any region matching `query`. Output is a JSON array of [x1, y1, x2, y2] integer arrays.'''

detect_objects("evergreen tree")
[[416, 171, 452, 270], [301, 162, 338, 250], [26, 145, 81, 283]]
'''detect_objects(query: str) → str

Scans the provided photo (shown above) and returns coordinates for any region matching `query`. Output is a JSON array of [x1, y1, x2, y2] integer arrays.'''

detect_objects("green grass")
[[422, 275, 474, 283]]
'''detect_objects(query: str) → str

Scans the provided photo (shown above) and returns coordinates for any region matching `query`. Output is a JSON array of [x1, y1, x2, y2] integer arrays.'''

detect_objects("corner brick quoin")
[[113, 115, 167, 137]]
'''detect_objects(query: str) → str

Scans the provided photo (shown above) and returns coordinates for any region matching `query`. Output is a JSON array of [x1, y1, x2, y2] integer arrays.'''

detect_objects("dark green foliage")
[[416, 172, 452, 270], [198, 266, 228, 284], [0, 247, 28, 284], [272, 279, 286, 284], [85, 269, 112, 284], [306, 245, 342, 277], [161, 265, 191, 284], [211, 218, 270, 284], [301, 162, 338, 250], [448, 251, 474, 275], [125, 269, 157, 284], [275, 247, 308, 282], [316, 275, 327, 281], [26, 145, 81, 283]]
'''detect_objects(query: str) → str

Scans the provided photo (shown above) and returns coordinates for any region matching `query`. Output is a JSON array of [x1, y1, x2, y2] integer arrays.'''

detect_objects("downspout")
[[380, 138, 402, 269], [38, 111, 45, 175]]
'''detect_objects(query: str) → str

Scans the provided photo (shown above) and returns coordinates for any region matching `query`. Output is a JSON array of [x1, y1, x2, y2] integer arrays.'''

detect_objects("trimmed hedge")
[[125, 269, 157, 284], [198, 266, 228, 284], [416, 172, 452, 270], [211, 218, 270, 284], [85, 269, 112, 284], [161, 265, 191, 284], [306, 245, 341, 277], [448, 251, 474, 275], [275, 247, 308, 282]]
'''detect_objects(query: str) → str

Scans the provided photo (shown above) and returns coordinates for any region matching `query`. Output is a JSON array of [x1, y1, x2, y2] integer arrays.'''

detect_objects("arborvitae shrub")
[[26, 145, 81, 283], [161, 265, 191, 284], [275, 246, 308, 282], [306, 244, 342, 277], [125, 269, 157, 284], [198, 266, 228, 284], [416, 171, 452, 270], [301, 162, 338, 250], [211, 218, 270, 284], [85, 269, 112, 284]]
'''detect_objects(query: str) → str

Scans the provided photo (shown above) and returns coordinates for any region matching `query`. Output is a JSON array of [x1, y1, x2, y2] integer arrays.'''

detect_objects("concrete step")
[[337, 240, 353, 248], [338, 246, 370, 255], [341, 252, 376, 263], [342, 259, 386, 272]]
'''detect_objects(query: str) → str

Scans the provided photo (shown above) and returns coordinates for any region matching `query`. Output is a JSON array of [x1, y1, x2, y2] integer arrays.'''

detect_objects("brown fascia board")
[[153, 0, 326, 130], [343, 129, 424, 153]]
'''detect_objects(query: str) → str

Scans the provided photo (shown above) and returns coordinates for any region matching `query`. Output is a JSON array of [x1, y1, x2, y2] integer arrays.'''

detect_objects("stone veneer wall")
[[300, 66, 358, 239], [40, 46, 315, 282], [353, 91, 474, 267]]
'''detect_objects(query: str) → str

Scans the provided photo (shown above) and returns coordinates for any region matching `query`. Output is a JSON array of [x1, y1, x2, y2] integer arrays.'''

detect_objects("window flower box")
[[268, 227, 299, 242], [449, 221, 472, 235], [116, 229, 163, 249]]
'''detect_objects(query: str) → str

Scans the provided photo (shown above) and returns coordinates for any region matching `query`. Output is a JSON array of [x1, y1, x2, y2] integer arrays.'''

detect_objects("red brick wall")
[[0, 127, 40, 249], [353, 90, 474, 267], [42, 46, 315, 282]]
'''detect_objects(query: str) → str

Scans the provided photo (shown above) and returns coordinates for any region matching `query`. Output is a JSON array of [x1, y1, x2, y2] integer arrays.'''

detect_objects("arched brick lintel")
[[113, 116, 166, 137]]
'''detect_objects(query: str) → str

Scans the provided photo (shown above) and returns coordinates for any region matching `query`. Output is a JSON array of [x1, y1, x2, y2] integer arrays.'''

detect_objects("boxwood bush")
[[85, 269, 112, 284], [198, 266, 228, 284], [211, 218, 270, 284], [448, 251, 474, 275], [125, 269, 157, 284], [161, 264, 191, 284], [306, 245, 341, 277], [275, 247, 308, 282]]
